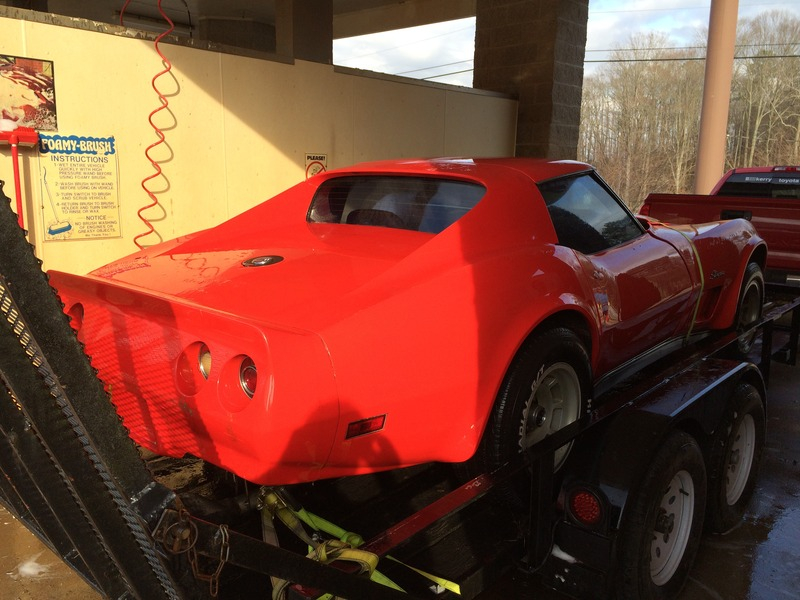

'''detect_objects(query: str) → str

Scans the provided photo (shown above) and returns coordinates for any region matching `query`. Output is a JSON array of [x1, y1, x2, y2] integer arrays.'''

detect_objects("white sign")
[[305, 153, 327, 179]]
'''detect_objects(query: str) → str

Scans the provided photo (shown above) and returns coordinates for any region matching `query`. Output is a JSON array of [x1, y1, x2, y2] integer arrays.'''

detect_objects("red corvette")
[[50, 158, 766, 485]]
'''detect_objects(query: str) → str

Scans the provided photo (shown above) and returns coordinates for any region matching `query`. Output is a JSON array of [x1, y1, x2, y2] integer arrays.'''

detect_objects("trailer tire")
[[617, 430, 706, 600], [471, 327, 589, 504], [735, 261, 764, 355], [706, 382, 764, 533]]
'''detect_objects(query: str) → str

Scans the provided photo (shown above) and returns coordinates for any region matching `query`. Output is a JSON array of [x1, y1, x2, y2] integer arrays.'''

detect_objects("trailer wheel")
[[706, 382, 765, 533], [617, 430, 706, 600], [482, 327, 590, 475], [735, 262, 764, 354]]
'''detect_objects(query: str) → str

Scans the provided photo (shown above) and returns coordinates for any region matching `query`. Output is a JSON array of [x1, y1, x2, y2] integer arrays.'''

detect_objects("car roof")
[[319, 157, 594, 185]]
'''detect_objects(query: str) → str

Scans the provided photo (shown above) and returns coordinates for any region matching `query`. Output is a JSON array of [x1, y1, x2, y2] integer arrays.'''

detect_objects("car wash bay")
[[1, 2, 798, 599]]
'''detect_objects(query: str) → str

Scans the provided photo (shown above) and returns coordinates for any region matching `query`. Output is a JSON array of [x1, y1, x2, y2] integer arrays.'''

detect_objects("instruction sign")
[[38, 133, 121, 240]]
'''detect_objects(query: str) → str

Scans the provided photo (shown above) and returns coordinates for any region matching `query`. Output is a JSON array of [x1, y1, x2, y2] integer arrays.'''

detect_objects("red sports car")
[[50, 158, 766, 485]]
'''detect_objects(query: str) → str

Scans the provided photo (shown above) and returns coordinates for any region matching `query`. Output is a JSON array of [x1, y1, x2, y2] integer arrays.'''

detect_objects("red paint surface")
[[49, 158, 764, 484]]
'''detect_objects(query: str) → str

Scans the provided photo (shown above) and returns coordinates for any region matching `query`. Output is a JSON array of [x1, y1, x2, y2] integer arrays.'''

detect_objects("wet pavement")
[[684, 359, 800, 600], [1, 360, 799, 599]]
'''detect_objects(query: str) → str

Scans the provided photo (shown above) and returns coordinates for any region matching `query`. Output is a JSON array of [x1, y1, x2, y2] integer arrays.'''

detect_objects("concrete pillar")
[[474, 0, 589, 159], [694, 0, 739, 194], [275, 0, 333, 64]]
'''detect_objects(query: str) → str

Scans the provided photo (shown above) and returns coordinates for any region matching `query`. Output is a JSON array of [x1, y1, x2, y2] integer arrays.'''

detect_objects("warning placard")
[[305, 153, 327, 179], [38, 133, 121, 241]]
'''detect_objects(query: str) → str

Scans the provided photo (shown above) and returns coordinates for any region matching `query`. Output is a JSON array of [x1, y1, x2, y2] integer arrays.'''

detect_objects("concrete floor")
[[2, 360, 799, 599]]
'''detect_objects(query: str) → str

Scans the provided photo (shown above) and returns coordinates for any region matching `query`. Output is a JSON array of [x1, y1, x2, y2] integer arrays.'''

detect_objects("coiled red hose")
[[121, 0, 176, 250]]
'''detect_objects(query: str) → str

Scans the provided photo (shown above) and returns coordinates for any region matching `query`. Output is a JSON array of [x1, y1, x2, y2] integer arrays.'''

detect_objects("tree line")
[[578, 10, 800, 210]]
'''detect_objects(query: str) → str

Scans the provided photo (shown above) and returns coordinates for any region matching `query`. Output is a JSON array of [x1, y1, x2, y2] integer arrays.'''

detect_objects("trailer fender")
[[586, 360, 763, 528], [547, 359, 765, 583]]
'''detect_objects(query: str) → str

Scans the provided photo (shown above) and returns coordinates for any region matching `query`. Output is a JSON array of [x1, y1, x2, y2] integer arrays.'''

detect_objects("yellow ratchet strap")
[[296, 504, 461, 595], [308, 539, 378, 574], [260, 489, 403, 598], [387, 556, 462, 595], [670, 226, 706, 343]]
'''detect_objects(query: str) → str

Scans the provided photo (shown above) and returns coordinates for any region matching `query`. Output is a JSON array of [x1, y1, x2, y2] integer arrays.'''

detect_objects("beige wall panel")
[[0, 16, 515, 276], [443, 91, 517, 157], [218, 58, 357, 216], [352, 77, 446, 161]]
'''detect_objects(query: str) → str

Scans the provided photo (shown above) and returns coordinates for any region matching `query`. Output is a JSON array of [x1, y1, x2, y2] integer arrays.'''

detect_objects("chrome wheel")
[[519, 361, 581, 470], [651, 469, 695, 586], [725, 413, 756, 505]]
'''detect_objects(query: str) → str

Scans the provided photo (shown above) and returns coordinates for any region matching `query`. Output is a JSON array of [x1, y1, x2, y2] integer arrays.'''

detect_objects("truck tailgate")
[[642, 193, 800, 275]]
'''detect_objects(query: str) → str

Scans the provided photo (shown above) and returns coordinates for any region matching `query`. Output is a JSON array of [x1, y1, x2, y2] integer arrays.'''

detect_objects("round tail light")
[[67, 303, 84, 332], [198, 344, 212, 379], [239, 357, 257, 398], [176, 342, 212, 396]]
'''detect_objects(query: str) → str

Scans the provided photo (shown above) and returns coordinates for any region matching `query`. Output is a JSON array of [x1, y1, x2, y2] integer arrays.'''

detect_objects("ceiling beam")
[[333, 0, 475, 39]]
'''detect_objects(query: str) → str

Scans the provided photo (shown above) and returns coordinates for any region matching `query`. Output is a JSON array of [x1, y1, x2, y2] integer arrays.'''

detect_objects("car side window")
[[539, 173, 643, 254]]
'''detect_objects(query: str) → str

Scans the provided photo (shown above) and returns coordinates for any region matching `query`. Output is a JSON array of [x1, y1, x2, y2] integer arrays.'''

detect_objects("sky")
[[332, 1, 798, 86]]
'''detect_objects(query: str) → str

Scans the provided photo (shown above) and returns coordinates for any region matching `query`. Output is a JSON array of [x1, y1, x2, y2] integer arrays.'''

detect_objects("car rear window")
[[307, 176, 486, 233], [718, 171, 800, 199]]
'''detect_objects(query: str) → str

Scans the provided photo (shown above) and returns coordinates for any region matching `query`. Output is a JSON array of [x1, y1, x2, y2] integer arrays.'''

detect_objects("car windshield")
[[718, 171, 800, 199], [307, 176, 486, 233]]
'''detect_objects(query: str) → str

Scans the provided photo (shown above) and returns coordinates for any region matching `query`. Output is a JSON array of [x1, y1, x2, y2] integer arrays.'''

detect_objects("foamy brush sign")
[[38, 133, 121, 240]]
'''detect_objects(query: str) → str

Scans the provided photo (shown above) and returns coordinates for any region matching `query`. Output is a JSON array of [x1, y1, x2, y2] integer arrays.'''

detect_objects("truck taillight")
[[639, 203, 651, 216], [568, 488, 603, 527], [773, 166, 799, 173]]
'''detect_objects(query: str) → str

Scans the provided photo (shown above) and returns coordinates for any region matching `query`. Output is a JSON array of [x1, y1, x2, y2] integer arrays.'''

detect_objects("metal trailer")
[[1, 177, 798, 600]]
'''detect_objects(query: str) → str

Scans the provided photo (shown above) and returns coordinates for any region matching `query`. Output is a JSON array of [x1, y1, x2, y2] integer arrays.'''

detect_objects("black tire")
[[481, 327, 590, 475], [617, 430, 707, 600], [706, 383, 765, 533], [735, 262, 764, 355]]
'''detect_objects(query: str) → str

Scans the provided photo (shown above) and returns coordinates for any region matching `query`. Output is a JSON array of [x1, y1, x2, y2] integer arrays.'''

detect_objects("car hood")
[[73, 221, 442, 333]]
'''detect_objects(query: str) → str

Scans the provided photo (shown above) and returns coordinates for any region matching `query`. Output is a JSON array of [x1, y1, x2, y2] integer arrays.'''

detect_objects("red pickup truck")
[[640, 166, 800, 281]]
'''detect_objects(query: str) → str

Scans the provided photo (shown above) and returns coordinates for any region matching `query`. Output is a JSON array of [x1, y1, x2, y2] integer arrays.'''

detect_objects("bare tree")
[[579, 10, 800, 208]]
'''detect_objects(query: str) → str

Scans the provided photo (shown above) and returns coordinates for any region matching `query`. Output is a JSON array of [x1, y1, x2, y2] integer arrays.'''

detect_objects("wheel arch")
[[748, 241, 768, 273], [468, 306, 596, 466], [492, 307, 596, 404], [526, 309, 594, 359], [711, 238, 768, 330]]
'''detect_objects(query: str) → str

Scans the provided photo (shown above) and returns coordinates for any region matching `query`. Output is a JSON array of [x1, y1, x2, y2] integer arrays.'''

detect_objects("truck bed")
[[641, 192, 800, 277]]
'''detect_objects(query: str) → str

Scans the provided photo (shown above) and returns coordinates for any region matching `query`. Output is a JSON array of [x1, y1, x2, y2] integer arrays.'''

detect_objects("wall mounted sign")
[[38, 133, 121, 240], [305, 153, 327, 179]]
